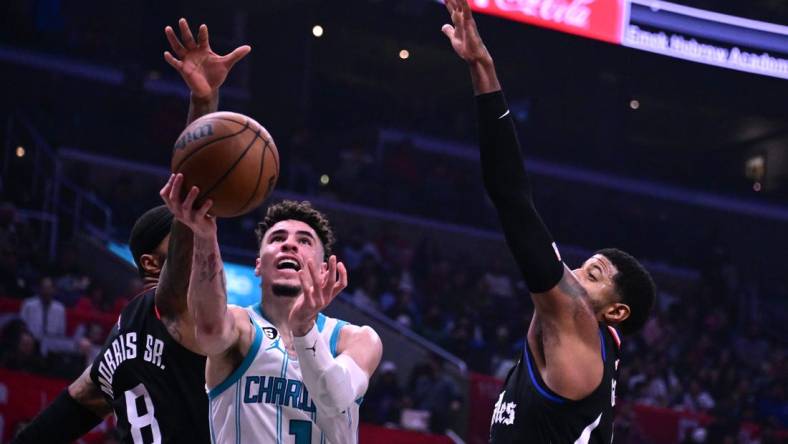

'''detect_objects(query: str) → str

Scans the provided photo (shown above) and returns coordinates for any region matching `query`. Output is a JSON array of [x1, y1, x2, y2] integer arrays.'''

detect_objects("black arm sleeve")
[[11, 390, 103, 444], [476, 91, 564, 293]]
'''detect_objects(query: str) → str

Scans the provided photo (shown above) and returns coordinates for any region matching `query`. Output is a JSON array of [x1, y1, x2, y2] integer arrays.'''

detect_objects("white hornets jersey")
[[207, 303, 360, 444]]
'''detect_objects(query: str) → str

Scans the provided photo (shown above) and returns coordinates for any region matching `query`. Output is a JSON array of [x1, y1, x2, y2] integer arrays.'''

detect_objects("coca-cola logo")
[[474, 0, 595, 29]]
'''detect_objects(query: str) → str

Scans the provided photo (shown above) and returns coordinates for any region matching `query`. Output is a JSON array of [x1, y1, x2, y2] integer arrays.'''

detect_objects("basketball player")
[[12, 19, 250, 444], [160, 174, 383, 443], [441, 1, 656, 442]]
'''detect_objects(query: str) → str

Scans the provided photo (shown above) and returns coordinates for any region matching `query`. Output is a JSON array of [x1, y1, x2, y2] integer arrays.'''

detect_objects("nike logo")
[[305, 340, 317, 357], [498, 110, 510, 119]]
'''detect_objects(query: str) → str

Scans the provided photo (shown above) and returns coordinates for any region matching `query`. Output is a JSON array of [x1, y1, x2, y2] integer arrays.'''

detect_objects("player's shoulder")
[[337, 324, 380, 349], [116, 287, 157, 329], [228, 304, 253, 324]]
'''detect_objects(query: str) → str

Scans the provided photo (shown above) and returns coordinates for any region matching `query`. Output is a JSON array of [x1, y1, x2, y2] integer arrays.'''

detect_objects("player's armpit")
[[203, 306, 254, 389], [531, 267, 601, 342], [531, 267, 594, 316], [531, 269, 605, 400], [196, 304, 248, 358]]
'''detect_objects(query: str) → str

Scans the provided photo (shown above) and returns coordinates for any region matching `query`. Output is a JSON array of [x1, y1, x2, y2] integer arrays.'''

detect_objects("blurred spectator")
[[74, 282, 111, 313], [53, 246, 90, 307], [112, 276, 145, 314], [362, 361, 403, 427], [0, 249, 29, 299], [0, 320, 45, 372], [681, 379, 716, 412], [385, 286, 420, 328], [481, 260, 514, 299], [77, 322, 106, 367], [351, 274, 380, 312], [19, 276, 65, 342], [406, 356, 462, 434]]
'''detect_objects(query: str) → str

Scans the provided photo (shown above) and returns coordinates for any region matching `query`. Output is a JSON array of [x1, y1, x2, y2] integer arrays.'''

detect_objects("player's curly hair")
[[255, 200, 335, 260]]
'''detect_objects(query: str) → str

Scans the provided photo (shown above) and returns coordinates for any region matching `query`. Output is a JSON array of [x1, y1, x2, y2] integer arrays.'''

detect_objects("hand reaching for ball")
[[164, 18, 251, 100], [290, 256, 348, 336], [160, 173, 216, 237]]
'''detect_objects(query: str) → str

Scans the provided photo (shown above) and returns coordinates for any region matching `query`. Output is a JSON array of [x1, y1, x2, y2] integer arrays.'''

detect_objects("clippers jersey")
[[89, 288, 209, 444], [207, 303, 359, 444], [489, 325, 622, 444]]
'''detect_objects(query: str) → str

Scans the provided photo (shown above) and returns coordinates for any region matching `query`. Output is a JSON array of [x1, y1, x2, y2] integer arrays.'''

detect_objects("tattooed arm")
[[443, 0, 602, 400], [155, 220, 193, 319], [159, 174, 250, 358]]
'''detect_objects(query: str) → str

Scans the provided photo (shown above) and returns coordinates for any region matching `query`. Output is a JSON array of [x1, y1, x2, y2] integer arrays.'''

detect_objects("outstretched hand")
[[164, 18, 251, 100], [159, 173, 216, 237], [290, 256, 348, 336], [441, 0, 491, 64]]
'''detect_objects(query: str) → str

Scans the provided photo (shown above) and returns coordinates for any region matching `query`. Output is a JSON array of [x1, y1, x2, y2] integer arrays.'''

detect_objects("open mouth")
[[276, 258, 301, 271]]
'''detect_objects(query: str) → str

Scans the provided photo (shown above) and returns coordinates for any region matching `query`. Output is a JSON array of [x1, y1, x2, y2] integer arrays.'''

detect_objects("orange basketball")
[[171, 111, 279, 218]]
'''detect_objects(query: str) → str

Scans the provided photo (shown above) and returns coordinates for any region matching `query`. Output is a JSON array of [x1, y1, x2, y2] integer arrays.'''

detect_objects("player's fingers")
[[160, 174, 175, 201], [169, 173, 184, 203], [298, 266, 315, 306], [163, 51, 183, 70], [196, 198, 213, 219], [324, 255, 337, 293], [441, 24, 456, 39], [222, 45, 251, 69], [165, 26, 186, 57], [459, 0, 471, 15], [183, 186, 200, 211], [197, 24, 209, 49], [179, 18, 197, 49], [305, 260, 325, 305], [332, 261, 348, 296]]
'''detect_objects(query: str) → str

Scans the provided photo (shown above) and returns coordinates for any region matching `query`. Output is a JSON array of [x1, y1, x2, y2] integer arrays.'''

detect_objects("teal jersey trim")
[[276, 353, 289, 444], [316, 313, 327, 332], [208, 318, 263, 399], [235, 379, 242, 444], [329, 320, 348, 357], [208, 398, 217, 444]]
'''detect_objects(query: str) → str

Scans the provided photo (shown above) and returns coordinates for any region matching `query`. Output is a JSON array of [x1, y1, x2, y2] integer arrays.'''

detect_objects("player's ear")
[[603, 302, 630, 325], [140, 253, 164, 276], [254, 257, 262, 276]]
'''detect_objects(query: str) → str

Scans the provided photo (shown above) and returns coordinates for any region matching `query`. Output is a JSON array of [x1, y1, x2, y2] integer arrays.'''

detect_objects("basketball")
[[171, 111, 279, 218]]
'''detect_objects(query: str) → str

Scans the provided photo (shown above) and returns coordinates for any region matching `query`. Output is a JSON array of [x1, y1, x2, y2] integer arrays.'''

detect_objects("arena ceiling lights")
[[460, 0, 788, 80]]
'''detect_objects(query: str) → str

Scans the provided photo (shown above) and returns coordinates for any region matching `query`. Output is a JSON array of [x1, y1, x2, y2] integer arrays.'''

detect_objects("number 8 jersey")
[[89, 288, 210, 444], [207, 303, 359, 444]]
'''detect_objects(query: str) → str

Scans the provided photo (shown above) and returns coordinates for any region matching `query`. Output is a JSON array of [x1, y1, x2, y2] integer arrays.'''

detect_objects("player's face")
[[255, 220, 325, 296], [572, 254, 619, 313]]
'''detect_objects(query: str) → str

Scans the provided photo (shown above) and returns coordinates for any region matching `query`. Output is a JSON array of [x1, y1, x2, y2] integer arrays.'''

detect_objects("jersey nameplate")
[[96, 332, 167, 397]]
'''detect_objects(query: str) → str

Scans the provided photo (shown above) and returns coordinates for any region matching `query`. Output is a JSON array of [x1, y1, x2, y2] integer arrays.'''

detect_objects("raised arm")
[[442, 0, 602, 398], [442, 0, 572, 302], [290, 257, 382, 425], [163, 18, 251, 125], [159, 174, 244, 356], [156, 19, 251, 314]]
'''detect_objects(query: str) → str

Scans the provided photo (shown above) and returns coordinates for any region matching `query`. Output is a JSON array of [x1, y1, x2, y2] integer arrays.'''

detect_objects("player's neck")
[[259, 291, 299, 331]]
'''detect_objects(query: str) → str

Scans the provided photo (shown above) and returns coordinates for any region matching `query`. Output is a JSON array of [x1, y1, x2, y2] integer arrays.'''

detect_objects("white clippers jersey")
[[207, 303, 360, 444]]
